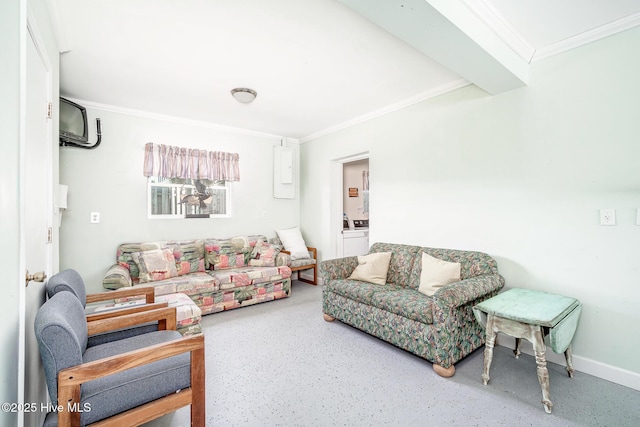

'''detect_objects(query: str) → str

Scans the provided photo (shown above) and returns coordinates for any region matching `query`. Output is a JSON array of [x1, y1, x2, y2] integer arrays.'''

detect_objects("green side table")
[[473, 288, 582, 413]]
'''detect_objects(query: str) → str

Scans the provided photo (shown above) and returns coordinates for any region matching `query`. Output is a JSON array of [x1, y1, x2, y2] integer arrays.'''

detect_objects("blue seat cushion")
[[79, 330, 190, 425]]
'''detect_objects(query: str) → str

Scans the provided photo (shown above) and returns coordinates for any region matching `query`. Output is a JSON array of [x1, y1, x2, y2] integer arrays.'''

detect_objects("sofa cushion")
[[423, 247, 499, 280], [131, 249, 179, 283], [418, 252, 461, 296], [155, 293, 202, 330], [168, 240, 206, 276], [290, 258, 316, 268], [323, 279, 387, 306], [203, 279, 291, 313], [212, 251, 250, 270], [370, 287, 434, 324], [348, 252, 392, 285], [116, 272, 219, 299], [249, 240, 282, 267], [209, 266, 292, 290], [117, 242, 165, 283], [204, 235, 267, 270], [369, 243, 422, 289]]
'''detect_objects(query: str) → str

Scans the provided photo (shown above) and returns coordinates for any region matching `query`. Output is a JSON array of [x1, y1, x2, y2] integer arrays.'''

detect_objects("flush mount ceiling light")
[[230, 87, 257, 104]]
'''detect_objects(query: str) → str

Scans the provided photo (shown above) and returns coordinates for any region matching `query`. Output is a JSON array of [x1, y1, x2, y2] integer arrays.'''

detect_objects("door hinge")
[[47, 227, 53, 243], [47, 102, 52, 119]]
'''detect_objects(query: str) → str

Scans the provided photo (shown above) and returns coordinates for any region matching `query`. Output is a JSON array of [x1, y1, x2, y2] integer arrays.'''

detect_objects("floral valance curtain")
[[143, 142, 240, 181]]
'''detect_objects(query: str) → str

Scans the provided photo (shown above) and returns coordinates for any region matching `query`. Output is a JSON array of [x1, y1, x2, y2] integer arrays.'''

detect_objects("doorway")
[[331, 152, 369, 258]]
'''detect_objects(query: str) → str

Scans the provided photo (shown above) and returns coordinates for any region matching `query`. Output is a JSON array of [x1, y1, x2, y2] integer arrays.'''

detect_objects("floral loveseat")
[[102, 235, 292, 315], [320, 242, 504, 377]]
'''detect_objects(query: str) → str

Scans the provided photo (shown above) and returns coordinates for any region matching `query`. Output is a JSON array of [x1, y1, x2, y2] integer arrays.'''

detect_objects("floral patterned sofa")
[[320, 242, 504, 377], [102, 235, 292, 315]]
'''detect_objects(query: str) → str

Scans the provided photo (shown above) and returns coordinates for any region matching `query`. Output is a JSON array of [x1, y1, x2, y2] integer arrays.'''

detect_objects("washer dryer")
[[343, 219, 369, 256]]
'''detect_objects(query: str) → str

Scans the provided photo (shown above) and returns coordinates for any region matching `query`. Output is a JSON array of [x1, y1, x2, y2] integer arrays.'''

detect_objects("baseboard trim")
[[496, 336, 640, 391]]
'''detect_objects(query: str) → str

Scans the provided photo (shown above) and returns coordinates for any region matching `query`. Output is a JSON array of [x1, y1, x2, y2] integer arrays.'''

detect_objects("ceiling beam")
[[338, 0, 529, 95]]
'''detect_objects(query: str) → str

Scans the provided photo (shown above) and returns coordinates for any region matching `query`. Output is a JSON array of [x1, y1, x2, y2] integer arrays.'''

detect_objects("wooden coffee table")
[[473, 288, 582, 413]]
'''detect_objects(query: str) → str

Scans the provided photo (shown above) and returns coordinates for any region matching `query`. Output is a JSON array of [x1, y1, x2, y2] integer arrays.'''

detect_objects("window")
[[148, 177, 231, 219]]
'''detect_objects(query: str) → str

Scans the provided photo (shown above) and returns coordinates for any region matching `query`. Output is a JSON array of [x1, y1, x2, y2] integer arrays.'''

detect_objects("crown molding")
[[64, 98, 289, 142], [300, 78, 470, 143], [463, 2, 640, 63], [532, 11, 640, 62], [461, 0, 536, 63]]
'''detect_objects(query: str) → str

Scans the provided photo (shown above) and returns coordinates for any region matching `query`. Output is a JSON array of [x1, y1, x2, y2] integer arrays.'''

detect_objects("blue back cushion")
[[34, 291, 88, 404], [46, 269, 87, 307]]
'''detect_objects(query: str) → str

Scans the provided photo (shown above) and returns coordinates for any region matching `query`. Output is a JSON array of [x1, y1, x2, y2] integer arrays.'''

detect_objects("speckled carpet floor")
[[144, 281, 640, 427]]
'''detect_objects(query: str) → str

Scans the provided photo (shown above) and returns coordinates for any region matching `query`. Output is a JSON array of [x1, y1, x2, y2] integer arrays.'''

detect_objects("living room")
[[2, 1, 640, 426]]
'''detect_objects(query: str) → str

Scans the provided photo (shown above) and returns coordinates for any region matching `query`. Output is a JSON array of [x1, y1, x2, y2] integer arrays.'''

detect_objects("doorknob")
[[25, 270, 47, 287]]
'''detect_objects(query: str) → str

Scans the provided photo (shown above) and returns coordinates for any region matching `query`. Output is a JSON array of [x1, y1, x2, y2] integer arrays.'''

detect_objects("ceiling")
[[50, 0, 640, 141]]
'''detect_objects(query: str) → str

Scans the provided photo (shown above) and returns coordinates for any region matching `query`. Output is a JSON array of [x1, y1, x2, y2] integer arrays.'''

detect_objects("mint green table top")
[[474, 288, 582, 353], [474, 288, 580, 327]]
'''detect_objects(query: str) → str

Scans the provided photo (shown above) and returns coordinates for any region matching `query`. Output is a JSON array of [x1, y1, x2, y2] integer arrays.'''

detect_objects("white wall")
[[59, 108, 300, 293], [301, 27, 640, 383]]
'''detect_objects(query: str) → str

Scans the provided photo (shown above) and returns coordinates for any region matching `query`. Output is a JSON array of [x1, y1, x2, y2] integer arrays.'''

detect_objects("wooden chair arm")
[[86, 302, 169, 322], [87, 307, 177, 336], [58, 334, 204, 387], [86, 286, 155, 304], [57, 334, 205, 425]]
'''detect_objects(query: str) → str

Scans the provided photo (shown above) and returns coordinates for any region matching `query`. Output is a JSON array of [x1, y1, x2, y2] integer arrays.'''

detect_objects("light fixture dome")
[[231, 87, 257, 103]]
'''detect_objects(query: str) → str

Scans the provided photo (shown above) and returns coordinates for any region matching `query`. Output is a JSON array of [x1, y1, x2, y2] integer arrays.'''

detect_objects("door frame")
[[330, 152, 369, 259]]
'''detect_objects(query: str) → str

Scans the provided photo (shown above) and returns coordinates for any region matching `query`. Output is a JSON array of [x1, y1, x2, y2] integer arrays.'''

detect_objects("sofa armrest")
[[276, 251, 292, 267], [433, 274, 505, 308], [319, 256, 359, 282], [102, 263, 132, 290]]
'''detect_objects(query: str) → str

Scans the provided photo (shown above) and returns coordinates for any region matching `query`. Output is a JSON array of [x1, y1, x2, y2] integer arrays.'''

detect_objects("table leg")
[[564, 345, 575, 378], [532, 326, 553, 414], [482, 315, 496, 386], [514, 337, 522, 359]]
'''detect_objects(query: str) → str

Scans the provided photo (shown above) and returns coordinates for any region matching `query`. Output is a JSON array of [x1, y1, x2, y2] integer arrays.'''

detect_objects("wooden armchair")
[[35, 291, 205, 426], [282, 246, 317, 285]]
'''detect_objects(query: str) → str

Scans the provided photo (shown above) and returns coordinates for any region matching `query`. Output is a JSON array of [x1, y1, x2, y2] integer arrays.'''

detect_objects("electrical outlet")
[[262, 211, 269, 219], [90, 212, 100, 224], [637, 208, 640, 226], [599, 209, 615, 226]]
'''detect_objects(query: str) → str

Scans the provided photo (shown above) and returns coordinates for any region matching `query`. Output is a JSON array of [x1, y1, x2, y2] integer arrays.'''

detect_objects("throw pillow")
[[169, 241, 206, 276], [418, 252, 461, 296], [249, 240, 282, 267], [131, 248, 179, 283], [276, 227, 309, 260], [348, 252, 392, 285]]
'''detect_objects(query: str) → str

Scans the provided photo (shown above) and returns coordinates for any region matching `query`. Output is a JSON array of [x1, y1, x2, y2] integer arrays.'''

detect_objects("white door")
[[22, 25, 53, 427]]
